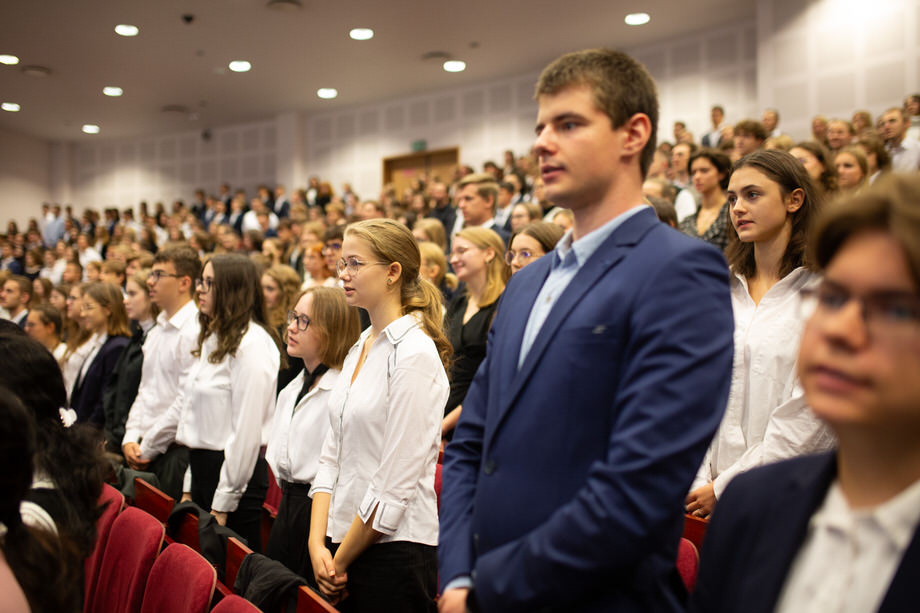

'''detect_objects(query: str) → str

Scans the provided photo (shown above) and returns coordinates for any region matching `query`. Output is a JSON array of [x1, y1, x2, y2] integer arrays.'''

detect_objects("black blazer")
[[690, 451, 920, 613], [102, 326, 147, 451], [70, 335, 130, 426]]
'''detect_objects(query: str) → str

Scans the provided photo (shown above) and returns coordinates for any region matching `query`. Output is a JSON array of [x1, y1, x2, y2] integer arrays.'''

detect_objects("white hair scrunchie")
[[58, 407, 77, 428]]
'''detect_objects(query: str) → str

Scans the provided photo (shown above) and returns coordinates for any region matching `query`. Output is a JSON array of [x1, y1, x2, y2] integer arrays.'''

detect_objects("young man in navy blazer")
[[438, 48, 734, 613], [690, 174, 920, 613]]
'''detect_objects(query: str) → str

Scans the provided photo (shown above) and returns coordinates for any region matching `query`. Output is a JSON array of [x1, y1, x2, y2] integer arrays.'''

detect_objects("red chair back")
[[211, 594, 262, 612], [682, 513, 708, 551], [296, 585, 339, 612], [171, 509, 202, 551], [134, 477, 175, 524], [676, 537, 700, 593], [140, 543, 216, 613], [87, 506, 164, 613], [434, 463, 443, 513], [84, 484, 125, 609], [224, 536, 254, 592]]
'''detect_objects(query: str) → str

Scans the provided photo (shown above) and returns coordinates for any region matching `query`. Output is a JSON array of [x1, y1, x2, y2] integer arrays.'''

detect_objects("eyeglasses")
[[80, 303, 99, 313], [504, 249, 542, 266], [286, 311, 311, 331], [196, 278, 213, 293], [335, 257, 387, 277], [800, 283, 920, 340], [322, 242, 342, 255], [149, 270, 182, 283]]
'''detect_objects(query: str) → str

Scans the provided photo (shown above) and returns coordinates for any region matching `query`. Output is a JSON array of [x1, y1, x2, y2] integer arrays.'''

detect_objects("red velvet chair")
[[140, 543, 216, 613], [676, 537, 700, 593], [682, 513, 708, 551], [224, 536, 254, 592], [84, 484, 125, 609], [134, 477, 175, 524], [86, 506, 164, 613], [211, 594, 262, 612]]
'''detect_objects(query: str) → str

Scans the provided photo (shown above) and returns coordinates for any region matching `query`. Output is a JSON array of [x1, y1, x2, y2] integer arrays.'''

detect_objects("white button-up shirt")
[[61, 336, 97, 404], [311, 314, 449, 545], [266, 368, 339, 487], [140, 322, 279, 512], [693, 268, 836, 497], [123, 300, 200, 445], [775, 477, 920, 613]]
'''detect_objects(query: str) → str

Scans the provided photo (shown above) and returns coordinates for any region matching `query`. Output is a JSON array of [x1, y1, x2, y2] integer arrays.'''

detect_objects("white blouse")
[[311, 314, 449, 546], [140, 322, 279, 512], [693, 268, 836, 497], [60, 337, 96, 404], [266, 368, 339, 487]]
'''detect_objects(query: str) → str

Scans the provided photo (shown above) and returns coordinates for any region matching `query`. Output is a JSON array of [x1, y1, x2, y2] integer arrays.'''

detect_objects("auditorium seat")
[[224, 536, 254, 593], [682, 513, 708, 551], [211, 594, 263, 612], [84, 484, 125, 611], [676, 537, 699, 592], [134, 477, 175, 524], [86, 506, 164, 613], [296, 585, 339, 612], [140, 543, 216, 613]]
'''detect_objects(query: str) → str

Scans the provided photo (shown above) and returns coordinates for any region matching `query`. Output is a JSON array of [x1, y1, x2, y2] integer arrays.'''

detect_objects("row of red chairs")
[[84, 479, 337, 612]]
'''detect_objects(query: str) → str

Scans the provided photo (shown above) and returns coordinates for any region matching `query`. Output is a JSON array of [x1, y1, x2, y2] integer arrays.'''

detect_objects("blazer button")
[[483, 459, 496, 475]]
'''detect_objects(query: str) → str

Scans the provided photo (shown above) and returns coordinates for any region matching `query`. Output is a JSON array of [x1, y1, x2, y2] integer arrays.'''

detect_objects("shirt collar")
[[158, 298, 198, 330], [380, 312, 422, 345], [554, 204, 650, 268], [811, 478, 920, 551]]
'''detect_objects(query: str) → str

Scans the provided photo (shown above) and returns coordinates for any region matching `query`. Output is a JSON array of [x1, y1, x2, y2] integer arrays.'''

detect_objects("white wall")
[[0, 125, 52, 226], [6, 1, 920, 228], [64, 119, 277, 215], [757, 0, 920, 140]]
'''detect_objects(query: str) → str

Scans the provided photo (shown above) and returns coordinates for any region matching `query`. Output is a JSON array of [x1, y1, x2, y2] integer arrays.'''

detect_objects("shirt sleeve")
[[309, 420, 339, 496], [357, 348, 447, 535], [211, 332, 279, 513], [138, 383, 186, 460]]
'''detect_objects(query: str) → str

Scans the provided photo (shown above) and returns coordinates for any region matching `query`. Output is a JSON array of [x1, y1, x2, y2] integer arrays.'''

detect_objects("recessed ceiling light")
[[82, 124, 100, 134], [443, 60, 466, 73], [0, 55, 19, 65], [114, 24, 139, 37], [103, 86, 123, 97], [317, 88, 338, 100], [349, 28, 374, 41], [228, 60, 252, 73], [1, 102, 20, 112], [625, 13, 650, 26]]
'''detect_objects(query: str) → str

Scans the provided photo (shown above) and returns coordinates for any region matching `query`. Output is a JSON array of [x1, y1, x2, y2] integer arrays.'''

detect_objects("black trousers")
[[328, 538, 437, 613], [264, 480, 314, 581], [188, 449, 268, 553], [147, 444, 189, 502]]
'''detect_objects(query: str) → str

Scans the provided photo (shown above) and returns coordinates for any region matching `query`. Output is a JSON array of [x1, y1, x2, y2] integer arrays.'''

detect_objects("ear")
[[482, 246, 496, 264], [620, 113, 652, 160], [387, 261, 403, 286], [786, 188, 805, 213]]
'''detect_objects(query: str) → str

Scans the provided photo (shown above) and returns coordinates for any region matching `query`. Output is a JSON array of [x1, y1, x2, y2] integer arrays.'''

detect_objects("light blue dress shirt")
[[517, 205, 650, 369]]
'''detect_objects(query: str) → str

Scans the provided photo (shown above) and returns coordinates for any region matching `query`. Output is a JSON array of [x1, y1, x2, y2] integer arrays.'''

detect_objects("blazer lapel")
[[878, 507, 920, 612], [740, 452, 838, 613], [492, 209, 657, 434]]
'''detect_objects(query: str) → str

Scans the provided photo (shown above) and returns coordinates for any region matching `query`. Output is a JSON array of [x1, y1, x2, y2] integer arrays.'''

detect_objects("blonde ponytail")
[[403, 275, 452, 372]]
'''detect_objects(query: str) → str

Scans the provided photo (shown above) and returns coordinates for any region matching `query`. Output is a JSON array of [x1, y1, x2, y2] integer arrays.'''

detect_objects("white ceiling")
[[0, 0, 755, 142]]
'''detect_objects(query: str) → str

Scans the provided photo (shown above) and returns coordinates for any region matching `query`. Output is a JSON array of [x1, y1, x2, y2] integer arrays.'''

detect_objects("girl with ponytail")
[[308, 219, 450, 612]]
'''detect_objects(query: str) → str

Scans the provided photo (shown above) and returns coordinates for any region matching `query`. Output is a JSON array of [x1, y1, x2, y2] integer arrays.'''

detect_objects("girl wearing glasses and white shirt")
[[506, 221, 565, 275], [265, 286, 361, 577], [140, 254, 281, 551], [308, 219, 451, 612], [686, 150, 836, 519]]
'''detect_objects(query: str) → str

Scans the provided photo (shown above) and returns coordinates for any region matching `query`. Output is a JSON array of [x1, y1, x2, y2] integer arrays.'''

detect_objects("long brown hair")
[[262, 264, 302, 330], [725, 150, 823, 278], [345, 219, 452, 370], [195, 253, 280, 364], [82, 282, 131, 337]]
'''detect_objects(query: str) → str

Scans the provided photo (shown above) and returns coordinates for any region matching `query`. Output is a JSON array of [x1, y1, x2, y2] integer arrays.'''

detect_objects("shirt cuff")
[[122, 429, 142, 445], [358, 488, 408, 536], [443, 576, 473, 592], [138, 439, 162, 461], [211, 487, 242, 514]]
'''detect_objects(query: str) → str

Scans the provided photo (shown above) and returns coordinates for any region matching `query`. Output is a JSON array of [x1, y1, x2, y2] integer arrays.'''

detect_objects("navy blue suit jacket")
[[70, 335, 129, 426], [690, 451, 920, 613], [439, 207, 734, 612]]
